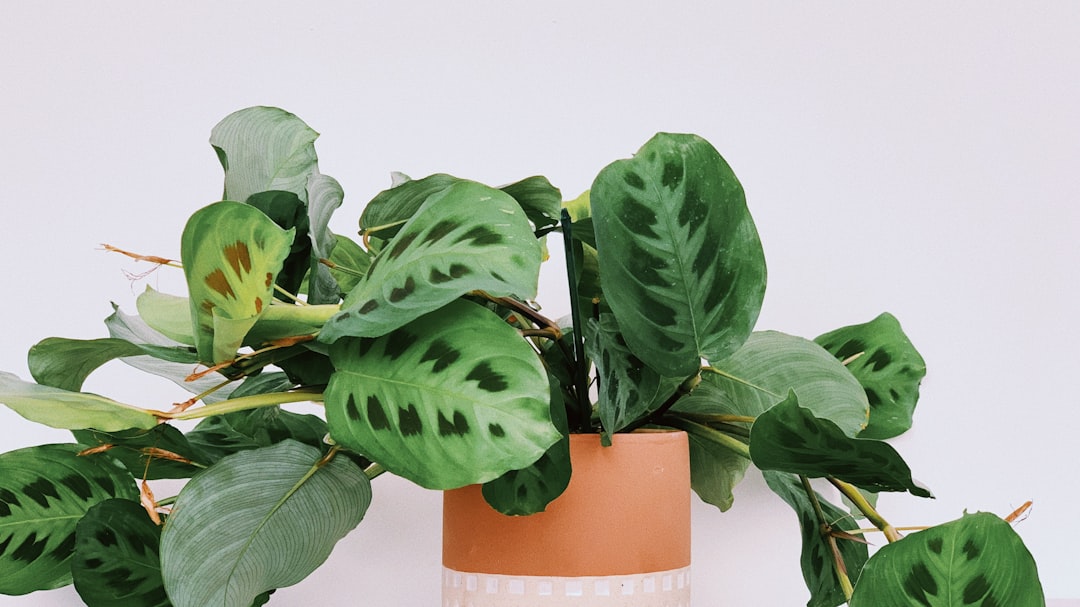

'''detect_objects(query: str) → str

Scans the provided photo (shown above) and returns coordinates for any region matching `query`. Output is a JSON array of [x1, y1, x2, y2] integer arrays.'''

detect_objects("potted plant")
[[0, 106, 1044, 606]]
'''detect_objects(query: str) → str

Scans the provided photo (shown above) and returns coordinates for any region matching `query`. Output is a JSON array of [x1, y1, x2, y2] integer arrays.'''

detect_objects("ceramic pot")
[[442, 430, 691, 607]]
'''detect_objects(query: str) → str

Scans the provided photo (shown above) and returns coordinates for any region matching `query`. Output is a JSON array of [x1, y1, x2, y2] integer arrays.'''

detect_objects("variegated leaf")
[[0, 444, 138, 595], [181, 201, 295, 364], [319, 180, 542, 342], [325, 299, 559, 489], [590, 133, 767, 376], [815, 312, 927, 439]]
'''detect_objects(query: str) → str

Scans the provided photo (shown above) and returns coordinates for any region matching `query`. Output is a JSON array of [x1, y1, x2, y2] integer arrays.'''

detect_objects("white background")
[[2, 3, 1078, 605]]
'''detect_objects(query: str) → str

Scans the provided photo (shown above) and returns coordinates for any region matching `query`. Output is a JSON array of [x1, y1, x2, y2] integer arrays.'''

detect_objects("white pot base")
[[442, 565, 691, 607]]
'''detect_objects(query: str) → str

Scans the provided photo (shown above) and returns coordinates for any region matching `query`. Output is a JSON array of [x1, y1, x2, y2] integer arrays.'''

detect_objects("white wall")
[[1, 3, 1077, 605]]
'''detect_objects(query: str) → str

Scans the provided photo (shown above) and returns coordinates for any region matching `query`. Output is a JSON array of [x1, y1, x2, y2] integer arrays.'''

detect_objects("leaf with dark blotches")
[[325, 299, 559, 489], [815, 312, 927, 439], [71, 499, 171, 607], [850, 512, 1045, 607], [590, 133, 766, 376], [181, 201, 294, 364], [0, 444, 138, 595]]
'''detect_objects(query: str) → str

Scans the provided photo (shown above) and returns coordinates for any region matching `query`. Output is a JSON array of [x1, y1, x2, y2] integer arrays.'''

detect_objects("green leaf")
[[71, 499, 170, 607], [585, 315, 683, 440], [481, 377, 572, 515], [210, 106, 320, 205], [849, 512, 1045, 607], [325, 299, 559, 489], [319, 180, 543, 342], [683, 331, 870, 436], [751, 392, 932, 497], [305, 173, 346, 304], [136, 288, 196, 346], [72, 425, 212, 480], [590, 132, 767, 376], [245, 190, 312, 297], [499, 175, 563, 232], [815, 312, 927, 439], [0, 444, 138, 595], [359, 173, 460, 239], [763, 471, 869, 607], [28, 337, 197, 393], [0, 372, 158, 431], [104, 304, 235, 404], [325, 234, 372, 296], [181, 201, 295, 364], [160, 441, 370, 607]]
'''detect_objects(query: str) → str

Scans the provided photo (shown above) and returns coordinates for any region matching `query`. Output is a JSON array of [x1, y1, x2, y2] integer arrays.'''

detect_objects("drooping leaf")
[[481, 376, 571, 515], [325, 299, 559, 489], [319, 180, 542, 343], [763, 471, 869, 607], [160, 441, 370, 607], [849, 512, 1045, 607], [71, 499, 170, 607], [585, 315, 683, 440], [0, 444, 138, 595], [136, 288, 196, 346], [245, 190, 311, 297], [181, 201, 295, 364], [751, 392, 932, 497], [359, 173, 460, 239], [680, 331, 870, 436], [305, 173, 346, 304], [499, 175, 562, 232], [209, 106, 320, 205], [0, 372, 158, 431], [72, 425, 212, 480], [28, 337, 197, 393], [815, 312, 927, 439], [590, 133, 767, 376], [105, 304, 235, 404], [684, 427, 748, 512]]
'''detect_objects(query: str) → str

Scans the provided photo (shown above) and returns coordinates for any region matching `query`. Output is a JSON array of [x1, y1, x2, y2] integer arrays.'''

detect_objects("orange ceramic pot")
[[443, 430, 691, 607]]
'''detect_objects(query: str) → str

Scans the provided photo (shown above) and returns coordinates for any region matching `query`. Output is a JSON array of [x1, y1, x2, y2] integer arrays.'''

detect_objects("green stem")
[[801, 476, 854, 601], [661, 415, 751, 460], [161, 390, 324, 421], [364, 462, 386, 480], [702, 366, 780, 399], [829, 478, 901, 543]]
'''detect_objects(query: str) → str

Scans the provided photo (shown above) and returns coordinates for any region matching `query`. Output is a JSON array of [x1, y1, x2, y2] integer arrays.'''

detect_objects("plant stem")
[[829, 478, 902, 543], [159, 390, 324, 421], [660, 415, 751, 460], [364, 462, 386, 480], [702, 366, 780, 398], [801, 476, 854, 601]]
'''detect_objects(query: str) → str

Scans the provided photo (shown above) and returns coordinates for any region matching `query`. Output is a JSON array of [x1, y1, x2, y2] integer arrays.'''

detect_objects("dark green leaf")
[[482, 377, 571, 515], [160, 441, 371, 607], [849, 512, 1045, 607], [325, 234, 372, 296], [763, 471, 869, 607], [585, 315, 683, 440], [28, 337, 197, 393], [0, 444, 138, 595], [815, 312, 927, 439], [751, 392, 932, 497], [685, 430, 748, 512], [72, 426, 212, 480], [325, 299, 559, 489], [358, 173, 459, 239], [590, 132, 766, 376], [71, 499, 170, 607], [499, 175, 562, 232], [245, 190, 312, 297], [320, 180, 543, 342]]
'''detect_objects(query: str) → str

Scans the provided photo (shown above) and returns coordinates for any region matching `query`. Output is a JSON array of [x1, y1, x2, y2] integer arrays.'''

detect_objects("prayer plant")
[[0, 107, 1044, 606]]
